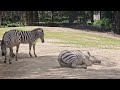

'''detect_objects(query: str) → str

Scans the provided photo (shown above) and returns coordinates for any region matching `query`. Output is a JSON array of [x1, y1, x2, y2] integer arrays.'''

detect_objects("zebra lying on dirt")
[[1, 28, 45, 64], [57, 50, 101, 69]]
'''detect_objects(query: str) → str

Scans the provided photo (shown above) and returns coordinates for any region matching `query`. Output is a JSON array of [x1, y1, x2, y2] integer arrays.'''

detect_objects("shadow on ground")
[[0, 53, 59, 79], [0, 52, 120, 79]]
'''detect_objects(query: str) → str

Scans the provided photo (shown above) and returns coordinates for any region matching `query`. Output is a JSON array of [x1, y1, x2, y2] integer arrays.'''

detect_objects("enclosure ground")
[[0, 27, 120, 79]]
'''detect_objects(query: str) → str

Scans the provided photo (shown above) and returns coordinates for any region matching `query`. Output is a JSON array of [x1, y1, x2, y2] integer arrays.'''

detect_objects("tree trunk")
[[111, 11, 116, 32], [90, 11, 94, 23], [33, 11, 39, 25], [115, 11, 120, 34], [29, 11, 34, 26], [22, 11, 27, 26], [51, 11, 54, 23], [83, 11, 87, 24], [0, 11, 2, 26], [68, 11, 78, 24], [69, 15, 74, 24], [23, 11, 34, 26]]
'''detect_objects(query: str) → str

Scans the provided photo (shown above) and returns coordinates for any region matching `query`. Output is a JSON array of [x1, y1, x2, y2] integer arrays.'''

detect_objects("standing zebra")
[[1, 28, 44, 64], [58, 50, 101, 69]]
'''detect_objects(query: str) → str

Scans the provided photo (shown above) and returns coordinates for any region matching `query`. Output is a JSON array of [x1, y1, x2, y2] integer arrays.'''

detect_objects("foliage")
[[0, 11, 119, 34], [93, 18, 112, 29], [7, 23, 22, 27]]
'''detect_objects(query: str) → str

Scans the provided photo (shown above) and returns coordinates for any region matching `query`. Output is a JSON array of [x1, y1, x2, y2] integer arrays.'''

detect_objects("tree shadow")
[[0, 53, 120, 79]]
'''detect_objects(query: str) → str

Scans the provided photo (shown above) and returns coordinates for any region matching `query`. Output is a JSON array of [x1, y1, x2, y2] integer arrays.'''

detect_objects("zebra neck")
[[32, 33, 39, 41]]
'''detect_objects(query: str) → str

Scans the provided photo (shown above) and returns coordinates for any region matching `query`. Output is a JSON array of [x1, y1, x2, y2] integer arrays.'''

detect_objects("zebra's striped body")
[[58, 50, 101, 69], [3, 29, 43, 46], [1, 28, 44, 64]]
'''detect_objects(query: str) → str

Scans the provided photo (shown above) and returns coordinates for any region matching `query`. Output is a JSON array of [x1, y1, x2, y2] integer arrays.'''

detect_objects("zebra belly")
[[20, 39, 31, 44]]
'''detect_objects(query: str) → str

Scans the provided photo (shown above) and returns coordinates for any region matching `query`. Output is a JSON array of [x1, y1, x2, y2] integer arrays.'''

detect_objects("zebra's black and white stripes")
[[1, 28, 45, 64], [2, 28, 44, 44], [58, 50, 101, 69]]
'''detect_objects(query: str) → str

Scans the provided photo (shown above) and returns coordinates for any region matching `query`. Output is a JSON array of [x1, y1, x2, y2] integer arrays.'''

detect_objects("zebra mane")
[[31, 28, 44, 33]]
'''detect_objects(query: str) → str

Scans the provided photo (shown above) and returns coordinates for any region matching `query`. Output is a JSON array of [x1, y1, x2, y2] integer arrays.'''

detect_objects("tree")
[[82, 11, 87, 24], [90, 11, 94, 23], [22, 11, 27, 26], [115, 11, 120, 34], [33, 11, 39, 25], [0, 11, 6, 27], [68, 11, 79, 24], [23, 11, 34, 26], [51, 11, 54, 22], [28, 11, 34, 26], [0, 11, 2, 26]]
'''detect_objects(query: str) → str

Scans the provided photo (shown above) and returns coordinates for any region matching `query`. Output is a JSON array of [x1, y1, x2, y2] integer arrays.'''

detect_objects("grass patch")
[[0, 26, 120, 49], [45, 31, 120, 49]]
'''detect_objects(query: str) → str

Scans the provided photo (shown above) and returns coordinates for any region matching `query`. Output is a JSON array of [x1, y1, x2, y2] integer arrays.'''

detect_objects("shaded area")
[[0, 52, 119, 79], [0, 54, 58, 79], [39, 67, 120, 79], [63, 24, 110, 32]]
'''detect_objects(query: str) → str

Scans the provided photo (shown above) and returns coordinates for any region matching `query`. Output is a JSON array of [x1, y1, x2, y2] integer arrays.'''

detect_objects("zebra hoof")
[[30, 56, 33, 58], [29, 55, 33, 57], [35, 55, 37, 57], [29, 53, 33, 57], [12, 54, 15, 58], [4, 61, 6, 63]]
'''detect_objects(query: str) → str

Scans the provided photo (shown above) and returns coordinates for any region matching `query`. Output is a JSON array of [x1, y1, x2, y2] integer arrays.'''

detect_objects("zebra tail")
[[1, 39, 5, 46]]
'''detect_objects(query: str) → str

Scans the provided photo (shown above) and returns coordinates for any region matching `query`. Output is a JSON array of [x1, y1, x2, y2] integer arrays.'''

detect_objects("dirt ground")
[[1, 27, 120, 79]]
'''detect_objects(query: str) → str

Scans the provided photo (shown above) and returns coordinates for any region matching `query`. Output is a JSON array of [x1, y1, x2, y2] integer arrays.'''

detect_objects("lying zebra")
[[1, 28, 45, 64], [58, 50, 101, 69]]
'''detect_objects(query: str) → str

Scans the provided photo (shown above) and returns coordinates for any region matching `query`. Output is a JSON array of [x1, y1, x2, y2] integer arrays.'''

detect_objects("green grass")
[[1, 26, 120, 49], [45, 31, 120, 49]]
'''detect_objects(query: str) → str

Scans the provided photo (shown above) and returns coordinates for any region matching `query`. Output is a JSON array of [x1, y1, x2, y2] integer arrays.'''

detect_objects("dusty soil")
[[1, 27, 120, 79]]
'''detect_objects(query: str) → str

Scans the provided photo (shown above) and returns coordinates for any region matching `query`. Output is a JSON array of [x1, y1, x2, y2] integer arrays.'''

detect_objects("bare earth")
[[1, 27, 120, 79]]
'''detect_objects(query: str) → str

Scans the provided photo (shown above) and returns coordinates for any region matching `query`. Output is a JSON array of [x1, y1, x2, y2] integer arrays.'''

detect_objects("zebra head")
[[1, 40, 7, 56], [33, 28, 45, 43], [86, 52, 101, 64]]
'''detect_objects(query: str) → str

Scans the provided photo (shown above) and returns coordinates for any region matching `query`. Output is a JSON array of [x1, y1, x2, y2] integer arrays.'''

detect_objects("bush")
[[74, 20, 81, 23], [93, 18, 112, 29], [1, 22, 7, 26], [7, 23, 21, 27]]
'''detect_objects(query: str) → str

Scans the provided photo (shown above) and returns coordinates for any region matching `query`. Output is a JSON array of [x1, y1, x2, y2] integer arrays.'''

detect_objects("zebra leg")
[[76, 65, 87, 69], [4, 54, 7, 63], [9, 48, 13, 64], [16, 44, 20, 61], [71, 61, 87, 69], [33, 43, 37, 57], [83, 59, 92, 67], [12, 53, 15, 58], [59, 61, 68, 67], [29, 43, 32, 57], [71, 61, 78, 68]]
